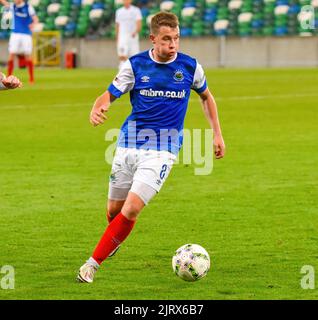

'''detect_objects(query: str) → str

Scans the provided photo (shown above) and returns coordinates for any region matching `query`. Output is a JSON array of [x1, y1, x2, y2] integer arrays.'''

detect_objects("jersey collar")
[[148, 49, 178, 64], [16, 2, 26, 8]]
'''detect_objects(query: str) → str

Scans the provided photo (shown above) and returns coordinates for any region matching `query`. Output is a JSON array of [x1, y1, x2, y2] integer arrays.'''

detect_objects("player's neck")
[[150, 49, 177, 64], [16, 1, 25, 7]]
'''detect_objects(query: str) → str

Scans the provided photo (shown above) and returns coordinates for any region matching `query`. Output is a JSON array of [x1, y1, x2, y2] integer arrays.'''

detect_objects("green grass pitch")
[[0, 67, 317, 300]]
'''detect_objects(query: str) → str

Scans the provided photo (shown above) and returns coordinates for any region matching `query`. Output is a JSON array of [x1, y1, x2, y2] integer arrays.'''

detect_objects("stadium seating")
[[0, 0, 317, 38]]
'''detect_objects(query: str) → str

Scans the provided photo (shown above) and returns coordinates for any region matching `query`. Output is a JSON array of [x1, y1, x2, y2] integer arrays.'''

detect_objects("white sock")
[[87, 257, 100, 269]]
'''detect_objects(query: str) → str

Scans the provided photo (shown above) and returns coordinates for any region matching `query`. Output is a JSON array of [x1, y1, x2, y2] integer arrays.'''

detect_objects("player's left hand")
[[29, 23, 36, 32], [2, 75, 23, 89], [213, 135, 225, 159]]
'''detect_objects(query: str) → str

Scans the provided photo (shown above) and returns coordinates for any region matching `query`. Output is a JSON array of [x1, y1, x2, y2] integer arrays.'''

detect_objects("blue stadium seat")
[[65, 21, 77, 31], [275, 25, 288, 35], [92, 3, 105, 10], [180, 27, 192, 36], [288, 4, 300, 14], [276, 0, 289, 5]]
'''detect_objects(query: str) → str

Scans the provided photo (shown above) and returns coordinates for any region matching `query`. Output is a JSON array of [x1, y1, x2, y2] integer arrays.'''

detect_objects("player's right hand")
[[1, 74, 22, 89], [90, 105, 108, 126]]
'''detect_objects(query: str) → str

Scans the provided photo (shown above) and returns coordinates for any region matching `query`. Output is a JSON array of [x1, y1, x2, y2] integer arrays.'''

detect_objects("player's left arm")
[[28, 5, 39, 31], [198, 88, 225, 159], [132, 9, 142, 37], [132, 19, 142, 37], [0, 0, 10, 8]]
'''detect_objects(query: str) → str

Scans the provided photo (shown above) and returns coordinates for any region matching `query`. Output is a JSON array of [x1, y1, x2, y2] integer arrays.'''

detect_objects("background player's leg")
[[7, 53, 15, 76], [129, 39, 140, 58], [18, 54, 26, 68], [7, 33, 17, 76], [25, 54, 34, 84]]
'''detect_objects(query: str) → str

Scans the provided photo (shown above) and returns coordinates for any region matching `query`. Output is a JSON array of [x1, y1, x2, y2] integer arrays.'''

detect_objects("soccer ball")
[[172, 244, 210, 282]]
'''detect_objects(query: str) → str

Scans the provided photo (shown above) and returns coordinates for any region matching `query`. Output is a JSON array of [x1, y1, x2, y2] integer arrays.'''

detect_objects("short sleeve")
[[135, 7, 142, 21], [8, 3, 14, 14], [28, 5, 36, 16], [191, 61, 207, 93], [107, 60, 135, 98]]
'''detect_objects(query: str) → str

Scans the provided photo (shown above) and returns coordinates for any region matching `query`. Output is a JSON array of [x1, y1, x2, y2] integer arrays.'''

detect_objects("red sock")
[[7, 60, 14, 76], [27, 60, 34, 83], [106, 211, 114, 224], [92, 212, 136, 265]]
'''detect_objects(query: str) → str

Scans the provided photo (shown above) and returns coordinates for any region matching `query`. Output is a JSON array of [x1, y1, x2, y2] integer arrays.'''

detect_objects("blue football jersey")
[[108, 49, 207, 155], [10, 2, 35, 35]]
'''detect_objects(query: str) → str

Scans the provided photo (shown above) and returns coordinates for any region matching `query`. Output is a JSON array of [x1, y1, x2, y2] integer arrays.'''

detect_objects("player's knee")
[[107, 200, 125, 218], [107, 208, 119, 220], [121, 201, 142, 220], [107, 208, 121, 219], [130, 181, 157, 206]]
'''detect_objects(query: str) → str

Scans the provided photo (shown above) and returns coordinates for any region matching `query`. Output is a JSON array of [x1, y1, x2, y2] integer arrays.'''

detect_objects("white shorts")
[[117, 36, 139, 58], [108, 147, 176, 204], [9, 33, 33, 55]]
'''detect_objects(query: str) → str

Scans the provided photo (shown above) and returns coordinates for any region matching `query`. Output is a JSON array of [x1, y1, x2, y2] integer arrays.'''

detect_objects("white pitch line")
[[18, 84, 103, 91], [1, 92, 317, 110], [215, 92, 318, 101], [0, 102, 90, 110]]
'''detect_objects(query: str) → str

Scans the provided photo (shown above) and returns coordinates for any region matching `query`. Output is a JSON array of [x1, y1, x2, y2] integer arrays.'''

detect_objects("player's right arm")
[[0, 0, 9, 6], [89, 60, 135, 127], [90, 92, 117, 126], [28, 5, 39, 31], [115, 23, 119, 42], [0, 73, 22, 90], [115, 9, 119, 42]]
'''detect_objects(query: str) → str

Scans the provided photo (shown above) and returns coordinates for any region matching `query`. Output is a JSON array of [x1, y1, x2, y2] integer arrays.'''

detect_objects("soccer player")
[[0, 0, 39, 84], [115, 0, 142, 69], [77, 12, 225, 283], [0, 72, 22, 90]]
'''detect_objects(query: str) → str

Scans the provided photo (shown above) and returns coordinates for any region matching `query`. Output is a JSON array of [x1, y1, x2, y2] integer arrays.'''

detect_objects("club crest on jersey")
[[141, 76, 150, 83], [173, 70, 184, 82]]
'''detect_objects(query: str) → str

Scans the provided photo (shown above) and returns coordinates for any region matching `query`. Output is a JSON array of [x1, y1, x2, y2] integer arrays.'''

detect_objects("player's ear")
[[149, 34, 156, 44]]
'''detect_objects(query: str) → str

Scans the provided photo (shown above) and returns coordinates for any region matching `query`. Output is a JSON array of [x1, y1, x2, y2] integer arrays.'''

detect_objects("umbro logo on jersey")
[[141, 76, 150, 83], [173, 70, 184, 82]]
